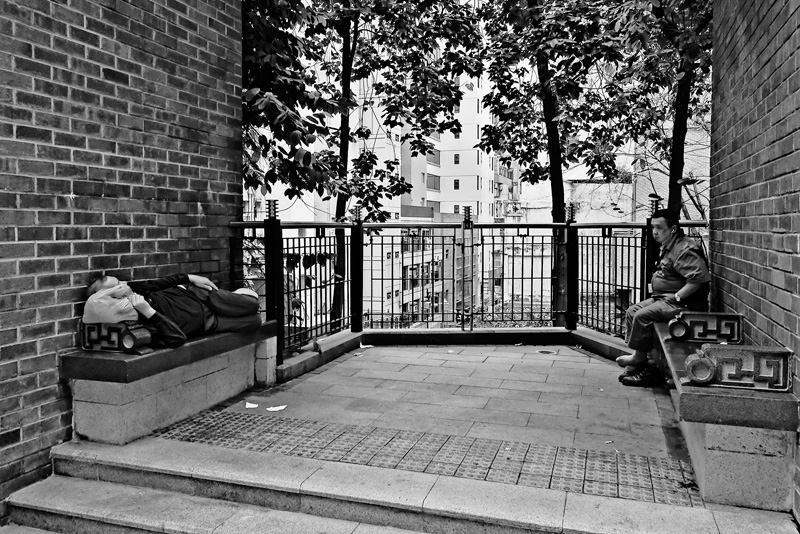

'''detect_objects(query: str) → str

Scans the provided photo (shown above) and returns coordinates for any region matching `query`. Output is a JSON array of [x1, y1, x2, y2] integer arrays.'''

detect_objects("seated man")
[[616, 209, 711, 386], [83, 273, 262, 348]]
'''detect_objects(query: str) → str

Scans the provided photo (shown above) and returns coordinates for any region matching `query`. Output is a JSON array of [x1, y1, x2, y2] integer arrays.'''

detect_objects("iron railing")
[[230, 209, 706, 360]]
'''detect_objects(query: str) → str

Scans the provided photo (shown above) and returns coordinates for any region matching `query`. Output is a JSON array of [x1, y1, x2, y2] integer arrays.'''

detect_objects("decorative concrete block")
[[255, 337, 277, 385], [183, 352, 229, 382], [74, 396, 158, 445], [703, 448, 794, 511], [705, 424, 793, 456]]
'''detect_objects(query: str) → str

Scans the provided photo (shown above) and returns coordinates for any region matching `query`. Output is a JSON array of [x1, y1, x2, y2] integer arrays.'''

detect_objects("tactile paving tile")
[[618, 484, 655, 502], [154, 411, 705, 507], [653, 489, 692, 506], [517, 474, 550, 488], [550, 476, 584, 493], [649, 467, 684, 482], [584, 480, 618, 497], [496, 441, 529, 462], [486, 469, 520, 484], [584, 469, 617, 484], [395, 456, 431, 472], [461, 455, 494, 469], [424, 461, 459, 476], [521, 462, 553, 476], [617, 463, 650, 477], [288, 445, 321, 458], [616, 453, 650, 466], [368, 455, 403, 469], [650, 477, 688, 492], [648, 457, 682, 471], [314, 448, 347, 461], [556, 447, 588, 460], [340, 450, 377, 465], [617, 470, 652, 488], [585, 458, 616, 472], [490, 459, 523, 473], [551, 464, 584, 480], [455, 463, 490, 480]]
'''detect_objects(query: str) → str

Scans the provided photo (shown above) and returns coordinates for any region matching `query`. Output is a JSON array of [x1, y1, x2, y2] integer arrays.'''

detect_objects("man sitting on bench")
[[83, 273, 262, 348]]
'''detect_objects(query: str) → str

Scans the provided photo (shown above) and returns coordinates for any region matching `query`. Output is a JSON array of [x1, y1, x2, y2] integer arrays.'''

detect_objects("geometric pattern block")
[[692, 344, 794, 391], [667, 312, 743, 343]]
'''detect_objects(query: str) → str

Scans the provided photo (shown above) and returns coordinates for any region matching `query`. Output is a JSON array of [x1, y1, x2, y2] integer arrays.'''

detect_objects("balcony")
[[231, 217, 706, 359]]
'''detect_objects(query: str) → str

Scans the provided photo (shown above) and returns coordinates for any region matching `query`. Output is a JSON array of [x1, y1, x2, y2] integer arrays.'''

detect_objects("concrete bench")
[[651, 323, 797, 511], [61, 321, 277, 445]]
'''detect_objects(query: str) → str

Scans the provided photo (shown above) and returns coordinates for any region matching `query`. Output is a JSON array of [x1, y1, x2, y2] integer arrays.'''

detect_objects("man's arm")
[[129, 294, 187, 347]]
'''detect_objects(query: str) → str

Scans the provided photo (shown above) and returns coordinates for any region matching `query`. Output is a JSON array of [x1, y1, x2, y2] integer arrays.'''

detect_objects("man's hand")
[[188, 274, 218, 291], [129, 294, 156, 318]]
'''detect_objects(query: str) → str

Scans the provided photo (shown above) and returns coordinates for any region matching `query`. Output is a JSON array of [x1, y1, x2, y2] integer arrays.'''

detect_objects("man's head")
[[87, 275, 132, 298], [650, 209, 680, 245]]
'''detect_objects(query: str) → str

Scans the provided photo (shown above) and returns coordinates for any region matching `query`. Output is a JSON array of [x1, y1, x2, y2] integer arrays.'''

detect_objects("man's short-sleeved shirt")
[[651, 233, 711, 297]]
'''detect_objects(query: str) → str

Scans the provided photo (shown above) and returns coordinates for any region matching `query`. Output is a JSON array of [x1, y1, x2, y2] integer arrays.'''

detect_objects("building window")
[[386, 252, 391, 259], [454, 205, 460, 214], [427, 173, 440, 190], [394, 133, 400, 141], [386, 292, 391, 299], [454, 131, 460, 139], [477, 176, 481, 190], [454, 103, 460, 113], [454, 179, 460, 190], [454, 154, 460, 164], [427, 149, 440, 166]]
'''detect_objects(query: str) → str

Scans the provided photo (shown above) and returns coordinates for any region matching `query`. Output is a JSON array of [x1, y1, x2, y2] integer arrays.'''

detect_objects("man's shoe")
[[618, 365, 643, 382], [620, 366, 662, 387]]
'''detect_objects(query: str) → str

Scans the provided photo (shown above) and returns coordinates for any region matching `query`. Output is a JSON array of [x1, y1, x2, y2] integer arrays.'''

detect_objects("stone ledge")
[[653, 323, 797, 431], [61, 321, 276, 384]]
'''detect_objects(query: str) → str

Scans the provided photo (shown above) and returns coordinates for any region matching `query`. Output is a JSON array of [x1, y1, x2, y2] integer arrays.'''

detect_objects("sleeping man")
[[83, 273, 262, 348]]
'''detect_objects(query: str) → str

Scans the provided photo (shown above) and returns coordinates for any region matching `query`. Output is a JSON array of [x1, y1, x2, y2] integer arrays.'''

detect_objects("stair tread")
[[0, 526, 55, 534], [10, 476, 423, 534]]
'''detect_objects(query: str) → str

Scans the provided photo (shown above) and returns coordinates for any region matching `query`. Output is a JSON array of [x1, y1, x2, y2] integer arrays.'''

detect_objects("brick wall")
[[0, 0, 242, 512], [710, 0, 799, 519]]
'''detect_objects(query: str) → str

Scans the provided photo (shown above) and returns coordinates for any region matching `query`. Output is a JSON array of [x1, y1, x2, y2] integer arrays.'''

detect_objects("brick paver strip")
[[153, 409, 703, 507]]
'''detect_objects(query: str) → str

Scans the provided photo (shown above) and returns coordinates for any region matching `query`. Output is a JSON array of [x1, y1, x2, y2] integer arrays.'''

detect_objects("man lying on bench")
[[83, 274, 262, 348]]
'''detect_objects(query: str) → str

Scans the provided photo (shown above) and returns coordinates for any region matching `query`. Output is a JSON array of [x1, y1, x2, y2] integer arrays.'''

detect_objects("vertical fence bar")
[[350, 213, 364, 333], [565, 222, 578, 330], [263, 200, 284, 364]]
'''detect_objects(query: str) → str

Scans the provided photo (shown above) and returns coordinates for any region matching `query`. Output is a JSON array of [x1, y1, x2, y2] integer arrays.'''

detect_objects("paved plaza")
[[159, 344, 698, 506]]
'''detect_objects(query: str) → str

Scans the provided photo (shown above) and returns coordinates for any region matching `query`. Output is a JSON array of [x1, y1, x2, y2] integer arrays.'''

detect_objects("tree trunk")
[[331, 10, 357, 328], [536, 52, 566, 223], [667, 60, 694, 213], [536, 52, 570, 327]]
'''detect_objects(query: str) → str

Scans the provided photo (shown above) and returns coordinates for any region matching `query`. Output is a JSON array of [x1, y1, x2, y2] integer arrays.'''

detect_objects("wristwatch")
[[675, 293, 682, 303]]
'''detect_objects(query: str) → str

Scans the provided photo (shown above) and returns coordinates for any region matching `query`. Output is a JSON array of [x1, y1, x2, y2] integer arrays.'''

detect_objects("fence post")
[[263, 200, 284, 364], [350, 209, 364, 333], [565, 221, 578, 330]]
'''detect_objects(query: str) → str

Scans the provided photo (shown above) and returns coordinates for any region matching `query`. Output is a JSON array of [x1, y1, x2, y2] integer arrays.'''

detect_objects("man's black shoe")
[[620, 366, 662, 387]]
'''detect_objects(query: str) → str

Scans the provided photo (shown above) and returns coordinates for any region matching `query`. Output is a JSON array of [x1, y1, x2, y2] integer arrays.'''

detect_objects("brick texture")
[[710, 0, 799, 520], [0, 0, 242, 505]]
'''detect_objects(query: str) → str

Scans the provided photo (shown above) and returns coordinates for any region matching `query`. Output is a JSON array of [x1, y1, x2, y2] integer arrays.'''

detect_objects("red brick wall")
[[0, 0, 242, 510], [710, 0, 799, 518]]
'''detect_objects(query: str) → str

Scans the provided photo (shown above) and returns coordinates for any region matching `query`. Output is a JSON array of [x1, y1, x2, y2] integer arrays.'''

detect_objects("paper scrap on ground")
[[515, 343, 522, 346], [360, 343, 374, 348], [605, 440, 614, 444], [266, 405, 287, 412], [245, 402, 258, 409]]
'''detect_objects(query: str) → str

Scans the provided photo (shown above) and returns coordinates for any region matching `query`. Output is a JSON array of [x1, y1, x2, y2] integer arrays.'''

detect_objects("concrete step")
[[47, 437, 799, 534], [0, 526, 54, 534], [7, 475, 423, 534]]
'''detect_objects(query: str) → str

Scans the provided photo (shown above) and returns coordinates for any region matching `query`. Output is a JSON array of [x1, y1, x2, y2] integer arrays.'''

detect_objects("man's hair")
[[86, 275, 109, 297], [651, 209, 680, 228]]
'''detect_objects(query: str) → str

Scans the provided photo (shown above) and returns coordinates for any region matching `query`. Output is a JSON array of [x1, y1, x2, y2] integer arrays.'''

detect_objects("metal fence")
[[231, 212, 706, 359]]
